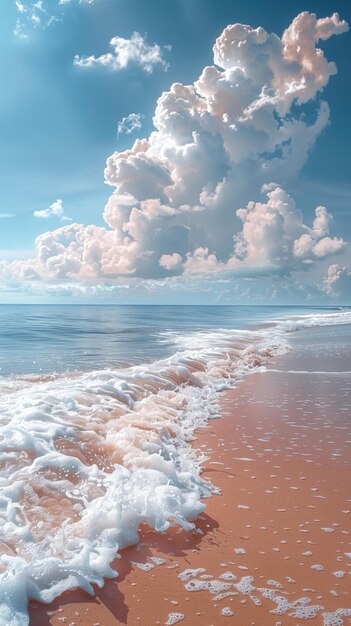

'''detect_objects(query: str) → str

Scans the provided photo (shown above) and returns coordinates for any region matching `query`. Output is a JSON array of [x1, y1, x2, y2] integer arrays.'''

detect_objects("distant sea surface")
[[0, 304, 347, 376]]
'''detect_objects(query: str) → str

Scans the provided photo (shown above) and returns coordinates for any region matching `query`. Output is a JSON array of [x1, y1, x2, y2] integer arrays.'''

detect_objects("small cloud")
[[15, 1, 26, 13], [33, 199, 71, 221], [159, 253, 183, 271], [117, 113, 144, 140], [74, 31, 169, 73], [14, 17, 28, 39], [0, 213, 15, 219]]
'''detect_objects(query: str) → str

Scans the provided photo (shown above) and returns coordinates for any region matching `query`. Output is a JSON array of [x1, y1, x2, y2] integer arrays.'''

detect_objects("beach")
[[28, 325, 351, 626], [2, 0, 351, 622]]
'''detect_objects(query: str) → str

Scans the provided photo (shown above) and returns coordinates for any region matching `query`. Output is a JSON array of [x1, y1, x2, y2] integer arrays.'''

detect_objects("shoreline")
[[29, 352, 351, 626]]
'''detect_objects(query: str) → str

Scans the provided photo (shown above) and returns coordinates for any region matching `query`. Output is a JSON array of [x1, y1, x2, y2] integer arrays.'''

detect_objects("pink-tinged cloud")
[[2, 11, 349, 287], [323, 264, 351, 298]]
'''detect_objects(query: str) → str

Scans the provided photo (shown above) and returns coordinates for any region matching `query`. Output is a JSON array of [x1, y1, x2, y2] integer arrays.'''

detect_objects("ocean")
[[0, 304, 346, 376], [0, 304, 350, 626]]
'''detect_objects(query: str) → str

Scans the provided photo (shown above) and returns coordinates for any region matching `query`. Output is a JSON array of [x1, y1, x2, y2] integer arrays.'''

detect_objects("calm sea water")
[[0, 304, 343, 376]]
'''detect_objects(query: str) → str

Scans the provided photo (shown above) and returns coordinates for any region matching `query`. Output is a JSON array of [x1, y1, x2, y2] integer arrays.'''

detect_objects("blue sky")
[[0, 0, 350, 303]]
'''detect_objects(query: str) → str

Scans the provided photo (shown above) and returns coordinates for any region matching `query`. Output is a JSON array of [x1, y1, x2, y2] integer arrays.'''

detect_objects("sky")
[[0, 0, 350, 304]]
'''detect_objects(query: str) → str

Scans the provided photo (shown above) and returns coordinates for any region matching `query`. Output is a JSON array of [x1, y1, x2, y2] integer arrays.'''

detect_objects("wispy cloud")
[[74, 32, 169, 73], [13, 0, 96, 38], [0, 213, 15, 219], [117, 113, 144, 140], [33, 199, 71, 221]]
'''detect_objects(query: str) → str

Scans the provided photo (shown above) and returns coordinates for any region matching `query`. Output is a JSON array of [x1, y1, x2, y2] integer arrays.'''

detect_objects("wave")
[[273, 309, 351, 332], [0, 310, 350, 625]]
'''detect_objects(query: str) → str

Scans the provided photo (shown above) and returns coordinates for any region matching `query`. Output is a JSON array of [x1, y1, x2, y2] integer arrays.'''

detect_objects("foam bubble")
[[150, 557, 166, 565], [221, 607, 234, 616], [131, 561, 155, 572], [290, 605, 324, 619], [235, 576, 255, 595], [323, 609, 351, 626], [213, 591, 237, 601], [178, 568, 206, 582], [267, 580, 283, 588], [165, 613, 185, 625], [220, 572, 237, 581], [185, 579, 233, 594]]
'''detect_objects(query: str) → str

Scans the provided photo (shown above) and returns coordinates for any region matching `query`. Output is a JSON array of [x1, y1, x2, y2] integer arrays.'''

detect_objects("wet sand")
[[29, 355, 351, 625]]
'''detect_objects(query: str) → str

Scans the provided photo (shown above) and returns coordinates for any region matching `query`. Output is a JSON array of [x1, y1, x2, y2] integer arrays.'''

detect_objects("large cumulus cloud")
[[3, 11, 349, 286]]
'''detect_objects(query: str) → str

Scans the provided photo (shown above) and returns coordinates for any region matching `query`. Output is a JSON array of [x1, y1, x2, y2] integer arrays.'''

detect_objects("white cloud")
[[33, 199, 71, 221], [184, 247, 225, 275], [13, 0, 96, 37], [14, 0, 47, 36], [323, 264, 351, 299], [159, 253, 183, 271], [234, 188, 346, 269], [0, 213, 15, 219], [117, 113, 144, 140], [74, 32, 169, 73], [16, 1, 26, 13], [4, 11, 349, 297], [182, 187, 346, 275]]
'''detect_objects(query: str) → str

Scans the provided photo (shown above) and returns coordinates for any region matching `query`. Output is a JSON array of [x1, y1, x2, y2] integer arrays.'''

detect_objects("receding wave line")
[[274, 310, 351, 332]]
